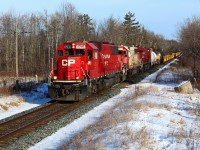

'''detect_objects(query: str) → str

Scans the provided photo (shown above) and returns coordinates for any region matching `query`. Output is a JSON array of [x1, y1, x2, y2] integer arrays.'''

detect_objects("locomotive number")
[[64, 45, 72, 49], [76, 45, 85, 49], [62, 59, 75, 66]]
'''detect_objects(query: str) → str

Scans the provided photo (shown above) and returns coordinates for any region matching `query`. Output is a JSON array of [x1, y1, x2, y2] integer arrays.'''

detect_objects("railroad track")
[[0, 101, 72, 147], [0, 91, 110, 148]]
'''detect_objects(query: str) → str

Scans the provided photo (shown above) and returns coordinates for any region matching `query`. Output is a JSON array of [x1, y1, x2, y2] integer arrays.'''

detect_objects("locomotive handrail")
[[81, 67, 89, 85]]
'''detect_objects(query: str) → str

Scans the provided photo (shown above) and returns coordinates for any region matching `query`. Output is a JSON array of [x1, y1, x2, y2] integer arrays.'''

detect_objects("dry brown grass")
[[169, 118, 186, 127], [155, 60, 193, 84], [0, 104, 8, 111], [186, 99, 200, 117], [0, 96, 25, 111], [60, 85, 163, 149], [0, 87, 12, 96], [134, 126, 151, 149], [168, 126, 200, 149]]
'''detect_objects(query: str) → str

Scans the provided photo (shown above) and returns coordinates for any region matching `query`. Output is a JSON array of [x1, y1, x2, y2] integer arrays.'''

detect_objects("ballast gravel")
[[2, 84, 125, 150]]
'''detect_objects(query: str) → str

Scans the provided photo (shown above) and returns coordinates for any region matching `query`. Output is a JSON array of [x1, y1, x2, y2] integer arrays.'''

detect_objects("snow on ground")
[[1, 59, 200, 149], [28, 59, 200, 150], [0, 83, 51, 120]]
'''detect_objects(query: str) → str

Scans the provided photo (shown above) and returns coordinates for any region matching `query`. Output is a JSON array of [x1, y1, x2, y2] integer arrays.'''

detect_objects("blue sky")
[[0, 0, 200, 40]]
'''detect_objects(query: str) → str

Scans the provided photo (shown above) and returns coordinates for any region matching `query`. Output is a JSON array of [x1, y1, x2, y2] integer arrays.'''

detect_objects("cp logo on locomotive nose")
[[62, 59, 75, 66]]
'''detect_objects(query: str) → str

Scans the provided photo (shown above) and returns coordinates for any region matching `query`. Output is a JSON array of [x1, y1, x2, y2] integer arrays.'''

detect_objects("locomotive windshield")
[[118, 50, 127, 56], [66, 49, 74, 56], [76, 49, 85, 56], [64, 49, 85, 56]]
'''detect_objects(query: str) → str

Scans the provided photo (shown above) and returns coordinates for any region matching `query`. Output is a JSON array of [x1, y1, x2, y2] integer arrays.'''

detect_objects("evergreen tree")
[[78, 14, 95, 41], [122, 11, 140, 46]]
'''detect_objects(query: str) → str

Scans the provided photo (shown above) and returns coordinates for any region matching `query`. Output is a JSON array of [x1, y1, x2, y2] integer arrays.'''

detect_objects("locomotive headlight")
[[88, 61, 91, 65], [54, 76, 57, 79], [76, 77, 79, 79], [72, 43, 75, 48]]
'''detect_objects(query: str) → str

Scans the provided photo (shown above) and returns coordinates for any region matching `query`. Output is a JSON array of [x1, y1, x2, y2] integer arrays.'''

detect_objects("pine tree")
[[78, 14, 94, 41], [122, 11, 140, 46]]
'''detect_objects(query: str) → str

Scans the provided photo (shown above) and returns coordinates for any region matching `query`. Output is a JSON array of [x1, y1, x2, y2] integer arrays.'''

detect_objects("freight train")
[[48, 41, 180, 101]]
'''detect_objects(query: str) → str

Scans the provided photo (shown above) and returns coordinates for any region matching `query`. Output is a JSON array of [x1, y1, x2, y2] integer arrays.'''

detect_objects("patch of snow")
[[0, 83, 51, 120]]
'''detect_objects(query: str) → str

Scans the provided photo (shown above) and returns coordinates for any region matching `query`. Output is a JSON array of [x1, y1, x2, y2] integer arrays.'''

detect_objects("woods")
[[178, 16, 200, 77], [0, 3, 178, 79]]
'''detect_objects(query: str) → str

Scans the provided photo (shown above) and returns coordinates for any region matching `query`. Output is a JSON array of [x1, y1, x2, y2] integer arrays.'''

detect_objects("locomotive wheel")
[[115, 74, 121, 83], [122, 74, 126, 81], [75, 87, 80, 101], [98, 79, 105, 90], [92, 82, 97, 93], [48, 86, 56, 98], [88, 81, 98, 94]]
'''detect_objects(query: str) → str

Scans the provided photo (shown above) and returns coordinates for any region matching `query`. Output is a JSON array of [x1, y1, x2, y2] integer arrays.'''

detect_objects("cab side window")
[[66, 50, 74, 56], [118, 51, 123, 54], [124, 51, 127, 56], [58, 50, 63, 56], [88, 50, 92, 59]]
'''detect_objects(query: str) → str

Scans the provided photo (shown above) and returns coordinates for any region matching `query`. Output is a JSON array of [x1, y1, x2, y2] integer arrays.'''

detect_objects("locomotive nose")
[[57, 57, 82, 80]]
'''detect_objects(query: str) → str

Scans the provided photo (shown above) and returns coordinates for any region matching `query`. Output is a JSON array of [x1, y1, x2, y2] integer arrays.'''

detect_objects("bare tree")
[[59, 3, 79, 41], [178, 16, 200, 76], [97, 16, 122, 44], [0, 12, 15, 74]]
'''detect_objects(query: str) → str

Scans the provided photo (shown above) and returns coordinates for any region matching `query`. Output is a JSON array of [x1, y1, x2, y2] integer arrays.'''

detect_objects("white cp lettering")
[[62, 59, 75, 66]]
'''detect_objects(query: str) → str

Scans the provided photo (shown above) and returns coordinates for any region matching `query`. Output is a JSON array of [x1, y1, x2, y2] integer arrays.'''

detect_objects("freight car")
[[48, 41, 180, 101]]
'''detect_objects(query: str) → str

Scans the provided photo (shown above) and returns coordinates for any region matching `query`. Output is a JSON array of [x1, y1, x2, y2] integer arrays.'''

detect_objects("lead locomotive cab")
[[48, 41, 103, 101], [48, 41, 126, 101]]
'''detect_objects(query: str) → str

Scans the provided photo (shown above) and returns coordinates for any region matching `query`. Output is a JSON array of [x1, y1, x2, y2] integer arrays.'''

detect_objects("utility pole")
[[15, 19, 19, 80], [14, 19, 31, 80], [1, 17, 30, 88]]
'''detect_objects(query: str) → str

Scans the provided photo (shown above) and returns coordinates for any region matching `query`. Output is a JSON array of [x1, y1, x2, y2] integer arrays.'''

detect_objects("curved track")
[[0, 92, 110, 147], [0, 102, 71, 146]]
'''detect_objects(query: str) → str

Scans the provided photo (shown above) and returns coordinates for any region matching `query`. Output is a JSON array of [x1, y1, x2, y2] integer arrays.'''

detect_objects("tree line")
[[178, 16, 200, 77], [0, 2, 178, 78]]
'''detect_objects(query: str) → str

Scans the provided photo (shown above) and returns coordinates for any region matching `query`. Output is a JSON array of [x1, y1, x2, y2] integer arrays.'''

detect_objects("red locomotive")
[[48, 41, 127, 101], [48, 41, 180, 101], [118, 45, 151, 74]]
